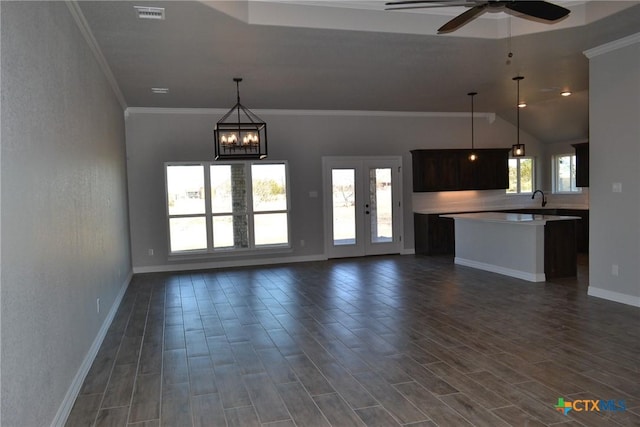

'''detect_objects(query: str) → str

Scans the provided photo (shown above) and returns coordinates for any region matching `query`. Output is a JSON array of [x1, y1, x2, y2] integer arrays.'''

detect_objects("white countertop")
[[440, 212, 581, 225]]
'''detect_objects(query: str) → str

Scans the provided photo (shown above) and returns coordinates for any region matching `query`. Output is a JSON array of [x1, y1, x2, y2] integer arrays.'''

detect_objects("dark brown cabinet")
[[411, 150, 459, 191], [572, 142, 589, 187], [414, 209, 589, 256], [414, 213, 454, 255], [544, 220, 578, 279], [411, 149, 509, 192]]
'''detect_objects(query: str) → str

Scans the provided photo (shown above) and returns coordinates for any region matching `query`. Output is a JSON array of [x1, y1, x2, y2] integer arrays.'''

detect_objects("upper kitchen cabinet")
[[411, 150, 459, 191], [572, 142, 589, 187], [411, 149, 509, 192]]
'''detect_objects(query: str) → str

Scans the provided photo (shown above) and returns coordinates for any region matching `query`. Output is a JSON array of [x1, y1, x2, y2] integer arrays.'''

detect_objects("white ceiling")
[[77, 0, 640, 142]]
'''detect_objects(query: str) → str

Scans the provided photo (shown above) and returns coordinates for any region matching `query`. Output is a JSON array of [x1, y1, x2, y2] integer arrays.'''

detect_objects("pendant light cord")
[[516, 79, 519, 146], [513, 76, 524, 146], [234, 77, 242, 124], [468, 92, 477, 151]]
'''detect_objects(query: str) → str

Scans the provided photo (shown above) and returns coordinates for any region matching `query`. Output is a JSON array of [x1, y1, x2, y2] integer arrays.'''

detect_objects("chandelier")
[[214, 78, 267, 160]]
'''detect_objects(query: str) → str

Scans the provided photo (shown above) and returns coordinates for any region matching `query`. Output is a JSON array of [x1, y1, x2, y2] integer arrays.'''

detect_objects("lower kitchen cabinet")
[[414, 209, 589, 256], [414, 213, 454, 255]]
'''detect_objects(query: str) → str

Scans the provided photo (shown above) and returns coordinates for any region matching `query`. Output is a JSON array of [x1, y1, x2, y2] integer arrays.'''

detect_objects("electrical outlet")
[[300, 239, 305, 247], [148, 248, 154, 256], [612, 264, 619, 276], [96, 298, 100, 314]]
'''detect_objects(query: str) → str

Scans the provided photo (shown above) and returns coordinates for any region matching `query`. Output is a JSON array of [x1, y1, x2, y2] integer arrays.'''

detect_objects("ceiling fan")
[[385, 0, 570, 33]]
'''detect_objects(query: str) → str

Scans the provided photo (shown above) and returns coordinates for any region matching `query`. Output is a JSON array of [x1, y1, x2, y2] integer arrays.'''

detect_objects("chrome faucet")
[[532, 190, 547, 207]]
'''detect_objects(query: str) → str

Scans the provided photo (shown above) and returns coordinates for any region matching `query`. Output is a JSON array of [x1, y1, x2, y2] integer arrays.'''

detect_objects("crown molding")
[[125, 107, 496, 123], [584, 32, 640, 59], [66, 1, 127, 109]]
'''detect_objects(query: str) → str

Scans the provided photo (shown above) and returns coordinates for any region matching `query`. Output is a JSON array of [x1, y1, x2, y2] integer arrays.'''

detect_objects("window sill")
[[552, 191, 583, 195], [168, 245, 293, 263]]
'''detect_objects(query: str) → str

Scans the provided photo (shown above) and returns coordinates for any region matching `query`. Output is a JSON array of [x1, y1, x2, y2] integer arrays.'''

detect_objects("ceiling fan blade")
[[438, 4, 487, 33], [385, 0, 463, 5], [385, 0, 470, 9], [386, 4, 469, 10], [505, 1, 570, 21]]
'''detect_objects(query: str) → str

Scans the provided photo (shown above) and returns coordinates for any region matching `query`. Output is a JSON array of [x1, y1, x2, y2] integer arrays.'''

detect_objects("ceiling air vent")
[[134, 6, 165, 20]]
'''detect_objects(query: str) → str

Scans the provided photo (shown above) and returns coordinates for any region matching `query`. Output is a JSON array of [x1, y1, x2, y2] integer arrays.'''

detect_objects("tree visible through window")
[[507, 157, 534, 194], [166, 161, 290, 254], [553, 154, 580, 193]]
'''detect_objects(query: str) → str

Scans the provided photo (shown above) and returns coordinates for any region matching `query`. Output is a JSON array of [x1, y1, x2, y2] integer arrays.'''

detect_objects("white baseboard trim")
[[454, 257, 546, 282], [401, 248, 416, 255], [133, 254, 329, 274], [51, 271, 132, 427], [588, 286, 640, 308]]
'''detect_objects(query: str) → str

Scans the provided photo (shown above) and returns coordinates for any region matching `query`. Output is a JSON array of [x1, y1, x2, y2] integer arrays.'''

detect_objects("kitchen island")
[[441, 212, 580, 282]]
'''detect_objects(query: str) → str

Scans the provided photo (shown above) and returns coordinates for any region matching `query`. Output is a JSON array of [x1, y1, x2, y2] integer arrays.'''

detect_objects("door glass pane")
[[252, 164, 287, 212], [332, 169, 356, 245], [167, 165, 205, 215], [254, 213, 288, 246], [169, 217, 206, 252], [370, 168, 393, 243]]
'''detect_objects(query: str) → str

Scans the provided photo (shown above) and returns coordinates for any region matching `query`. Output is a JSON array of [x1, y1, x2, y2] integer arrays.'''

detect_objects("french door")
[[323, 156, 403, 258]]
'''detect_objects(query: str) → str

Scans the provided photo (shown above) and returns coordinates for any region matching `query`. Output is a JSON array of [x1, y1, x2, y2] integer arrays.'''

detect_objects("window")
[[166, 161, 290, 255], [553, 154, 581, 193], [507, 157, 534, 194]]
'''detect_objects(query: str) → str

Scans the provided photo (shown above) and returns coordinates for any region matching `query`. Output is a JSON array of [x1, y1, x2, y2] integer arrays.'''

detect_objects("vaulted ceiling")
[[77, 1, 640, 143]]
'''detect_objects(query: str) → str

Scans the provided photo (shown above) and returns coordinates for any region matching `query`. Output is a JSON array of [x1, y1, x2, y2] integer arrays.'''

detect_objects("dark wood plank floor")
[[67, 255, 640, 426]]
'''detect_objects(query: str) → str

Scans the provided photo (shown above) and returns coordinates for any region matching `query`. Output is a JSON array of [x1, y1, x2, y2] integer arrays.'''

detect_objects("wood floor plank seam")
[[64, 255, 640, 427]]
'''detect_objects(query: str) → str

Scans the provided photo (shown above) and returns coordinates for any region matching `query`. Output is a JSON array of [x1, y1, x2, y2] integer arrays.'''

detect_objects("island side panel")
[[452, 219, 546, 282]]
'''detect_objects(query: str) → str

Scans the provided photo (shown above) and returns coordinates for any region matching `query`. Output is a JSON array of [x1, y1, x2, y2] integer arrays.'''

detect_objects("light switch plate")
[[612, 182, 622, 193]]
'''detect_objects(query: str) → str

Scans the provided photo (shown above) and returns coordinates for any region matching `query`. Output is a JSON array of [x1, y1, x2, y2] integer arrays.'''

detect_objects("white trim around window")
[[552, 153, 582, 194], [506, 156, 534, 194], [165, 160, 291, 258]]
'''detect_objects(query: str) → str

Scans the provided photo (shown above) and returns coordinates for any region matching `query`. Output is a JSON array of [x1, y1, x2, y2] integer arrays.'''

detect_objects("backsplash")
[[412, 188, 589, 214]]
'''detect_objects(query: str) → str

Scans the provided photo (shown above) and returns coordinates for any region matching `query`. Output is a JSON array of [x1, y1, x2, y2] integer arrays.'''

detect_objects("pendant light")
[[214, 78, 268, 160], [511, 76, 525, 157], [468, 92, 478, 161]]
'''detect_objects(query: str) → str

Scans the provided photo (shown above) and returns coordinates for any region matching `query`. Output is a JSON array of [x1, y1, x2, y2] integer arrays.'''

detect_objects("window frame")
[[165, 160, 291, 257], [552, 153, 582, 194], [506, 156, 535, 195]]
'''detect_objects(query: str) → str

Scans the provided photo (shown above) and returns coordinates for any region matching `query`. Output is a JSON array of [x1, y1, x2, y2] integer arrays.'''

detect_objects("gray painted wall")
[[588, 36, 640, 303], [1, 3, 131, 425], [125, 109, 541, 270]]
